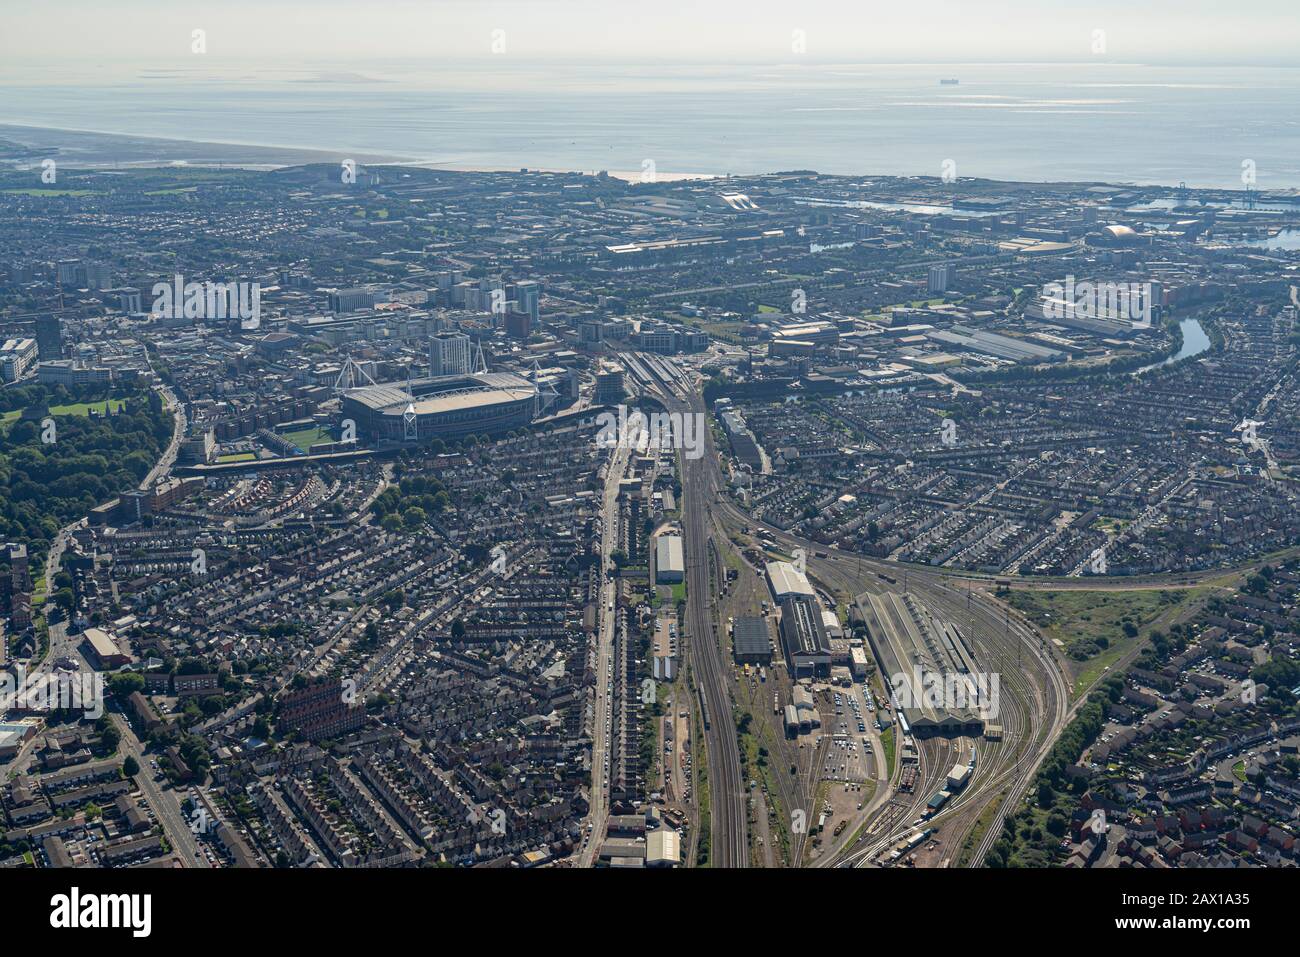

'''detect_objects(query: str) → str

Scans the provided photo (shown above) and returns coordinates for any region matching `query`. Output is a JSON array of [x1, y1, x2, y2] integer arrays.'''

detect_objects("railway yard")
[[624, 352, 1077, 870]]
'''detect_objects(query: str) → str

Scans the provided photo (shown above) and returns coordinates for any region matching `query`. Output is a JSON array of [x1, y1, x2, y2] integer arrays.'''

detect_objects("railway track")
[[713, 514, 1066, 868], [627, 361, 1068, 869], [672, 393, 749, 868]]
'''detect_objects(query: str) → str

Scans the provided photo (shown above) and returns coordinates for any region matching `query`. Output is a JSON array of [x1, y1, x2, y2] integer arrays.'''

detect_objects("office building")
[[328, 287, 376, 314], [512, 280, 541, 323], [0, 338, 37, 382], [34, 315, 62, 361], [594, 363, 625, 404], [428, 332, 473, 376], [504, 310, 532, 339], [55, 259, 80, 287]]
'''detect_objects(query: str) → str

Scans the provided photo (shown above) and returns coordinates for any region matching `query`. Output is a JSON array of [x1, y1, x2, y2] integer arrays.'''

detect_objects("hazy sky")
[[3, 0, 1297, 65]]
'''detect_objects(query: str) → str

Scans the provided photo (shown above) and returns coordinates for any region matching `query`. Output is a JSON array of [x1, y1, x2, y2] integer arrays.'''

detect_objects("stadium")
[[341, 371, 538, 444]]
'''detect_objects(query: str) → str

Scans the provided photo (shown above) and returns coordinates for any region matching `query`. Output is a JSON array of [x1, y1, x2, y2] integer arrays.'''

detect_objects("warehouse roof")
[[655, 535, 684, 573], [732, 617, 771, 658], [647, 828, 680, 865], [765, 560, 815, 600]]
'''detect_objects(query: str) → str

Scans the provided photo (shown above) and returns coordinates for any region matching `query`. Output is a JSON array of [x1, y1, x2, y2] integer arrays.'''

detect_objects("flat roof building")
[[732, 616, 772, 664], [82, 627, 131, 668], [655, 535, 684, 584]]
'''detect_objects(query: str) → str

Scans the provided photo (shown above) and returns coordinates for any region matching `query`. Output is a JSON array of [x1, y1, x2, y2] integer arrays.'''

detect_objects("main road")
[[579, 443, 631, 867]]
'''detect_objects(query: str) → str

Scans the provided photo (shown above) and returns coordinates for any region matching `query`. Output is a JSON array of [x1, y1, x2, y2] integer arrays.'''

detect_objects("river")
[[1135, 318, 1211, 374]]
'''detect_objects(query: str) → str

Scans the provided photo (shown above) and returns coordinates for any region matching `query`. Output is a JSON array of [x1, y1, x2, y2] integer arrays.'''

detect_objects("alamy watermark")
[[1041, 275, 1153, 329], [888, 668, 1000, 720], [0, 666, 104, 719], [595, 405, 705, 460], [152, 274, 261, 329]]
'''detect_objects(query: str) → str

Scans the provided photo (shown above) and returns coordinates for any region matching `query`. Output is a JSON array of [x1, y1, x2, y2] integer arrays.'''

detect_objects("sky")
[[2, 0, 1297, 65]]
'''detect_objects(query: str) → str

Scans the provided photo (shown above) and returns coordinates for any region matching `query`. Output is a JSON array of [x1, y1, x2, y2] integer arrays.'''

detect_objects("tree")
[[52, 587, 75, 613], [123, 756, 140, 777], [96, 714, 121, 750], [108, 673, 144, 697]]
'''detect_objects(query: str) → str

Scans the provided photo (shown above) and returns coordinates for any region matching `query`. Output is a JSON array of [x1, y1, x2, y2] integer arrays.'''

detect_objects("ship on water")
[[940, 78, 959, 85]]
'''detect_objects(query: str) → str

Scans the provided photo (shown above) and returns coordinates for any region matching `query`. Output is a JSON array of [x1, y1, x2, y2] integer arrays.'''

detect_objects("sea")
[[2, 59, 1300, 188]]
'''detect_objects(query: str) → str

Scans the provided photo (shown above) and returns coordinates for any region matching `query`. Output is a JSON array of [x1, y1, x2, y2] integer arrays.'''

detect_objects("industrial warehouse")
[[860, 592, 987, 737]]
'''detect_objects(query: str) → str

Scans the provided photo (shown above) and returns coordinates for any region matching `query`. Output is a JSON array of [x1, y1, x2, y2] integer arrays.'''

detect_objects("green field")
[[880, 725, 897, 779], [217, 452, 256, 463], [50, 399, 128, 416], [1, 398, 127, 432], [3, 188, 99, 197], [279, 425, 333, 452], [1007, 586, 1211, 697]]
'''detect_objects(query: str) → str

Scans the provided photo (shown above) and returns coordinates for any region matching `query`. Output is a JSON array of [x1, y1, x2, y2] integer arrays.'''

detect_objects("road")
[[579, 443, 631, 866], [141, 384, 185, 489], [111, 713, 206, 867]]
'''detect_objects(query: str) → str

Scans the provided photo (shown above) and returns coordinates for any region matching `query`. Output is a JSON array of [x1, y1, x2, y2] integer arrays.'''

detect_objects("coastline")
[[0, 122, 717, 182]]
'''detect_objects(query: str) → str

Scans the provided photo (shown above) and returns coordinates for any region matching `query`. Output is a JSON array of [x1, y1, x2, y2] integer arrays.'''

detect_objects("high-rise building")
[[480, 277, 505, 316], [118, 286, 144, 312], [504, 310, 532, 339], [512, 280, 541, 324], [928, 263, 956, 294], [35, 314, 63, 361], [428, 332, 472, 376], [595, 362, 625, 404], [84, 263, 113, 290], [55, 259, 81, 287]]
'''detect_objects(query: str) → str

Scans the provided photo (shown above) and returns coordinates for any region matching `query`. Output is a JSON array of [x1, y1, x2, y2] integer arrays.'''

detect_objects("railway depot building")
[[732, 616, 773, 665], [862, 591, 985, 738], [777, 594, 833, 678]]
